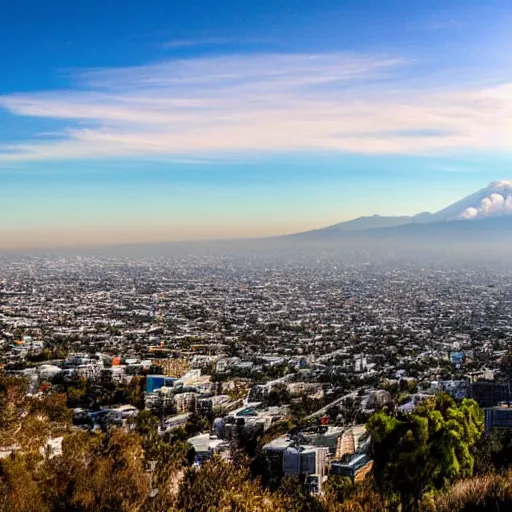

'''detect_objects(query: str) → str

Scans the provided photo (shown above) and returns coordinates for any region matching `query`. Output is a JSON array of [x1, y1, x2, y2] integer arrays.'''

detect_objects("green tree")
[[367, 393, 484, 511]]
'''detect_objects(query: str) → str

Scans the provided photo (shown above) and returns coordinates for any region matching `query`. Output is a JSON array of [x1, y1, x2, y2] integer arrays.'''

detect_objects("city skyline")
[[2, 0, 512, 248]]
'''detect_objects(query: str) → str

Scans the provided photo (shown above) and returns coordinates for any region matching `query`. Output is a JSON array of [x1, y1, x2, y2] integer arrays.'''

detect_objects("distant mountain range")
[[292, 181, 512, 243]]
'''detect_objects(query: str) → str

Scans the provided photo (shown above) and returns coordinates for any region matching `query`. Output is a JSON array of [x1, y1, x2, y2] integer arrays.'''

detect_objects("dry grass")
[[428, 470, 512, 512]]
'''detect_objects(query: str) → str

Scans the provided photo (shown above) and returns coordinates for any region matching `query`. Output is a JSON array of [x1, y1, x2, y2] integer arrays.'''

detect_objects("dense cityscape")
[[2, 248, 512, 510]]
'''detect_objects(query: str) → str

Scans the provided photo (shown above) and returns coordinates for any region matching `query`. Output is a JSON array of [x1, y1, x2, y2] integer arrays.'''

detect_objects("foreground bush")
[[176, 458, 293, 512]]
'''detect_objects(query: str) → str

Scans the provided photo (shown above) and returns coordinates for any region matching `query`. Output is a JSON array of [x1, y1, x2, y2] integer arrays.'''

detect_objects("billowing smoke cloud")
[[461, 193, 512, 219]]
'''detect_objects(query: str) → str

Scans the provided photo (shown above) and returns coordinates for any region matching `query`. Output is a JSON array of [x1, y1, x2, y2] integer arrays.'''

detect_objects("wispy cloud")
[[0, 51, 511, 162], [163, 37, 232, 49], [162, 37, 271, 49]]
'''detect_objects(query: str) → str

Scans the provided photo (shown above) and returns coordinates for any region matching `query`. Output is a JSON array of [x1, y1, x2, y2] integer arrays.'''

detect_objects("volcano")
[[290, 181, 512, 244]]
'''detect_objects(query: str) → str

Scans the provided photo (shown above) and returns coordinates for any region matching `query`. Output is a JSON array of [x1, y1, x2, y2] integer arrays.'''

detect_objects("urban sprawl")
[[2, 249, 512, 495]]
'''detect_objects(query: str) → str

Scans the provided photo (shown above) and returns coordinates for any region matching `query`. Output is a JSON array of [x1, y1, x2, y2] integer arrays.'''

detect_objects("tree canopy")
[[367, 393, 484, 511]]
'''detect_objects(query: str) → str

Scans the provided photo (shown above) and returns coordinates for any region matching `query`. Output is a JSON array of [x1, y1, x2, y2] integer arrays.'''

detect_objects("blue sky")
[[1, 0, 512, 247]]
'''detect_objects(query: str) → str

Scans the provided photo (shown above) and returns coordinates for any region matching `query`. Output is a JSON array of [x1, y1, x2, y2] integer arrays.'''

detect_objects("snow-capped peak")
[[488, 180, 512, 189]]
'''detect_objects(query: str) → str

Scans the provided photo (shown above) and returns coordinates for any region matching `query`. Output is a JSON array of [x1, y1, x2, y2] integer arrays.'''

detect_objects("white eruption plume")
[[461, 192, 512, 219]]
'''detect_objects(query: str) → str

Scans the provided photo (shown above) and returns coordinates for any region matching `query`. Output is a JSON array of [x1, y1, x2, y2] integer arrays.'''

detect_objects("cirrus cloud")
[[0, 52, 511, 162]]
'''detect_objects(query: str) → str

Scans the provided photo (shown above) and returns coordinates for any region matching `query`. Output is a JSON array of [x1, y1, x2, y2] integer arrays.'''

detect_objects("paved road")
[[305, 391, 358, 420]]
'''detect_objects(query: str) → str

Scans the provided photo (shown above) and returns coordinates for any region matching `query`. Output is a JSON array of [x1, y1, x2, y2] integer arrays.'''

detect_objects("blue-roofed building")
[[450, 352, 464, 367], [145, 375, 177, 393]]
